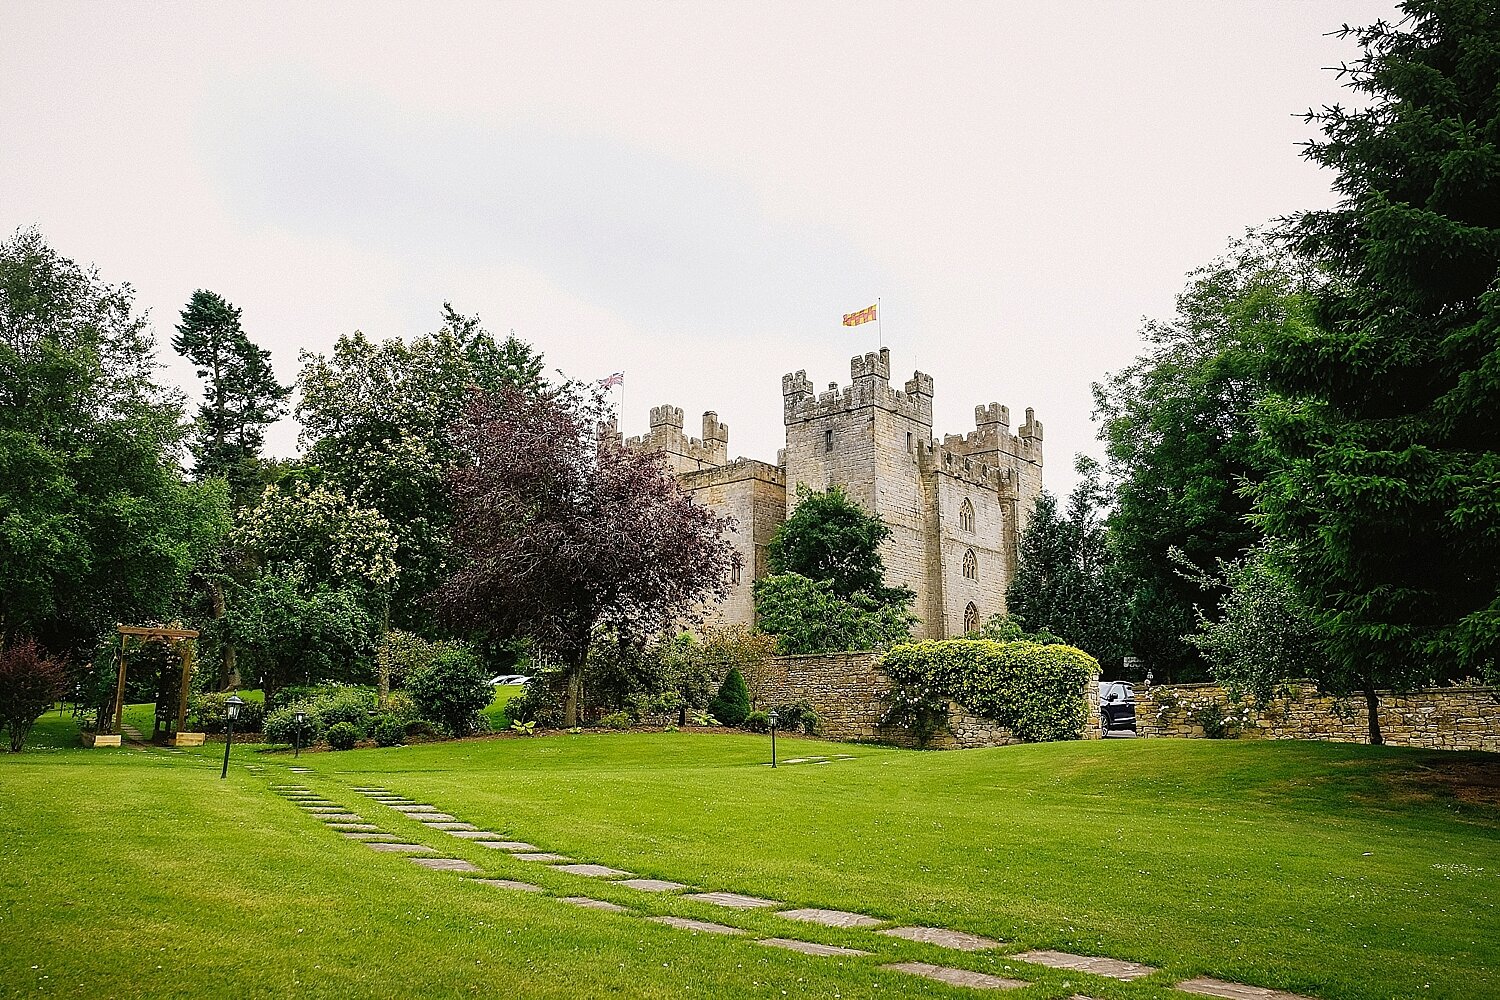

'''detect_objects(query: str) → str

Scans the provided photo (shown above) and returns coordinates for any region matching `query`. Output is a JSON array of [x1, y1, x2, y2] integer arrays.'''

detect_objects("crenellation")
[[650, 404, 684, 430]]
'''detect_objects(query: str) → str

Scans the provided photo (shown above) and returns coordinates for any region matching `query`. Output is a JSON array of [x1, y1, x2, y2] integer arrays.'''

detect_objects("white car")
[[490, 674, 531, 686]]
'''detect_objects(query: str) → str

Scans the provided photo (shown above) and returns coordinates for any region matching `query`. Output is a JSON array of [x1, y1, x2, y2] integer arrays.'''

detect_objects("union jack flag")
[[600, 372, 624, 389]]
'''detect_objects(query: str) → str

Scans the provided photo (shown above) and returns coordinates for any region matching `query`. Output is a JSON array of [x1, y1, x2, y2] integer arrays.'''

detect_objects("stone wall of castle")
[[679, 459, 786, 627], [1136, 681, 1500, 752], [753, 651, 1099, 749]]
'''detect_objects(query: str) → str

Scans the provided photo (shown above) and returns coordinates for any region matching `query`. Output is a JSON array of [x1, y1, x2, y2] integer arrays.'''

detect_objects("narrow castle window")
[[731, 562, 742, 585], [825, 428, 834, 452], [959, 498, 974, 532], [963, 548, 978, 580], [964, 602, 980, 634], [907, 431, 913, 451]]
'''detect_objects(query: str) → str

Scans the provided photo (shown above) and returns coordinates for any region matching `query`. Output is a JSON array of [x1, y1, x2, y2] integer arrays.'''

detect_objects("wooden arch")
[[107, 625, 202, 745]]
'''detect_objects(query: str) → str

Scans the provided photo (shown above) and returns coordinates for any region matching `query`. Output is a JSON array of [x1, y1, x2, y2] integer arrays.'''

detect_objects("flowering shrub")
[[1151, 688, 1252, 738], [880, 682, 950, 747], [881, 639, 1096, 742]]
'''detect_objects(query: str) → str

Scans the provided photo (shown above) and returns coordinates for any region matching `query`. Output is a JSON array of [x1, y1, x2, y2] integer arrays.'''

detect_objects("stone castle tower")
[[626, 348, 1041, 638]]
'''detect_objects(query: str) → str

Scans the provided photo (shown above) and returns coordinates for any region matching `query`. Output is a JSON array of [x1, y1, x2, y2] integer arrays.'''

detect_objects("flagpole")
[[877, 296, 882, 350]]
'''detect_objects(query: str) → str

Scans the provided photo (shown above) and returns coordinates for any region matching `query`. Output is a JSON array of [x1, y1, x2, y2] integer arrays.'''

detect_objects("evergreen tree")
[[708, 666, 750, 726], [1256, 2, 1500, 741], [1006, 457, 1128, 671], [172, 290, 290, 507]]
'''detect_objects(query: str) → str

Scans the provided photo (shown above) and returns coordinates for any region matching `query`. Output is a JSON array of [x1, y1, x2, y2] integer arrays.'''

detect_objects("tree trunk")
[[1363, 685, 1383, 745], [209, 579, 239, 690], [377, 596, 391, 708], [563, 662, 582, 729]]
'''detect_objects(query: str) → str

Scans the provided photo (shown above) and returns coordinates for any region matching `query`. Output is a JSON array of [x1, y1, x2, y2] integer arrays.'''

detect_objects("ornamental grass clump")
[[881, 639, 1097, 742]]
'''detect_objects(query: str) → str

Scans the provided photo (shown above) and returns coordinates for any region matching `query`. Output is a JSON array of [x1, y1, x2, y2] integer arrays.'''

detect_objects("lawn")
[[1, 716, 1495, 1000]]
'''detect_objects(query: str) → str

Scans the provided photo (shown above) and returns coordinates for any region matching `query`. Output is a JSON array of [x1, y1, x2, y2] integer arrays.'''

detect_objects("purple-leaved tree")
[[436, 382, 738, 727]]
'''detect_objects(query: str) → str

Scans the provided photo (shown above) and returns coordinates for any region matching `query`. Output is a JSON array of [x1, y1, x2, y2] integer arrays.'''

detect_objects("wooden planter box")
[[169, 732, 206, 747], [81, 732, 122, 748]]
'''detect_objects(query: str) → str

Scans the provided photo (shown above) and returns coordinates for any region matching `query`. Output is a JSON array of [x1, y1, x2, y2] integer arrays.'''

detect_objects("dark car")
[[1099, 680, 1136, 735]]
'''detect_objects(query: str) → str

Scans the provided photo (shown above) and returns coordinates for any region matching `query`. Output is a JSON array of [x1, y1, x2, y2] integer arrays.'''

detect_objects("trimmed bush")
[[262, 705, 322, 746], [598, 710, 633, 730], [370, 714, 407, 747], [743, 710, 770, 733], [771, 699, 820, 736], [881, 639, 1097, 742], [405, 644, 491, 736], [315, 687, 374, 730], [325, 721, 360, 750], [708, 667, 750, 727], [0, 639, 68, 752], [188, 692, 265, 734]]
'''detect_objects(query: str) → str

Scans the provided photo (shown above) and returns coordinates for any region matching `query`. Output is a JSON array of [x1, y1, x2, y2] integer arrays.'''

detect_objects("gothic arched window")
[[963, 548, 978, 580], [964, 602, 980, 634], [959, 498, 975, 532]]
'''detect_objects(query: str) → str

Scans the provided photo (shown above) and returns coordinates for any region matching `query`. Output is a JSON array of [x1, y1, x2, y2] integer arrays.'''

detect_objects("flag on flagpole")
[[600, 372, 624, 389], [842, 303, 877, 327]]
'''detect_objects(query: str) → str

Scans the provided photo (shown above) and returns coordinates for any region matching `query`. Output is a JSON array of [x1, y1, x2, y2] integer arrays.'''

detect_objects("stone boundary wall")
[[754, 652, 1101, 749], [1137, 681, 1500, 752]]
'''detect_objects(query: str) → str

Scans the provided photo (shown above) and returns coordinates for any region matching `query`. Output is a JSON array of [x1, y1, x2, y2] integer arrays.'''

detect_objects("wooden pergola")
[[104, 624, 204, 746]]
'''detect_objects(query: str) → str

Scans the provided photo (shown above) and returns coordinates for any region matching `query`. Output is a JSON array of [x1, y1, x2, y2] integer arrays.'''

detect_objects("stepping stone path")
[[1177, 978, 1317, 1000], [365, 842, 435, 854], [447, 830, 506, 840], [473, 879, 545, 893], [391, 804, 439, 813], [288, 767, 313, 773], [650, 916, 745, 936], [410, 857, 480, 872], [341, 832, 399, 841], [1014, 950, 1156, 981], [778, 908, 883, 929], [317, 814, 365, 823], [617, 878, 688, 893], [514, 852, 572, 862], [474, 841, 537, 851], [758, 938, 870, 958], [880, 926, 1002, 951], [426, 822, 480, 831], [882, 962, 1025, 990], [327, 823, 382, 832], [685, 891, 783, 909], [562, 897, 629, 912], [551, 864, 633, 878]]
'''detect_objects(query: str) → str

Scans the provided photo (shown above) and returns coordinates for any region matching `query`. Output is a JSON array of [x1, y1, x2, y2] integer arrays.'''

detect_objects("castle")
[[624, 348, 1043, 639]]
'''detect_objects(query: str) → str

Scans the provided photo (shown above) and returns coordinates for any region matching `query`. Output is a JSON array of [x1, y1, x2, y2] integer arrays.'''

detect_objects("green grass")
[[1, 715, 1495, 1000], [482, 684, 523, 730]]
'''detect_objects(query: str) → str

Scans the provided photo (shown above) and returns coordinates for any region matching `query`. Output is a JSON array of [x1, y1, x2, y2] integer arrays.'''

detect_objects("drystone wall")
[[1137, 681, 1500, 752], [753, 652, 1101, 750]]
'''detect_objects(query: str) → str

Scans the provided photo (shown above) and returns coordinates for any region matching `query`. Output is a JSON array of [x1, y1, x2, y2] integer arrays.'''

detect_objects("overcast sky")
[[2, 1, 1399, 498]]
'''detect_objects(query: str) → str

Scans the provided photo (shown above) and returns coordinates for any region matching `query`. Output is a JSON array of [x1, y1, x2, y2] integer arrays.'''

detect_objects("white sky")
[[1, 1, 1398, 498]]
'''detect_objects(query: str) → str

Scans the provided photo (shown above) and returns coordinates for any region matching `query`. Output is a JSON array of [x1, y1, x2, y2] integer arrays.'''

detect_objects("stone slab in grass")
[[447, 830, 506, 840], [426, 822, 480, 831], [561, 896, 629, 912], [649, 916, 746, 936], [880, 926, 1002, 951], [514, 852, 572, 862], [881, 963, 1026, 990], [1013, 950, 1156, 981], [1176, 978, 1317, 1000], [390, 803, 438, 811], [406, 812, 458, 822], [288, 767, 313, 773], [409, 857, 480, 872], [617, 878, 688, 893], [757, 938, 871, 958], [550, 864, 633, 878], [472, 878, 545, 893], [364, 842, 436, 853], [686, 891, 783, 909], [300, 805, 342, 811], [317, 814, 365, 823], [326, 823, 382, 831], [341, 832, 399, 840], [777, 908, 883, 929], [473, 841, 538, 851]]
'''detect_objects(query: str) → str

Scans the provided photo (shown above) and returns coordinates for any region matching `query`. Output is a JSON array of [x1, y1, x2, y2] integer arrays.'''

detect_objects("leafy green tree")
[[232, 481, 398, 599], [0, 229, 228, 655], [708, 666, 750, 726], [1177, 542, 1322, 707], [223, 575, 375, 705], [1005, 458, 1128, 672], [296, 306, 546, 628], [753, 573, 914, 655], [1093, 237, 1317, 680], [1256, 3, 1500, 741], [171, 289, 290, 507], [769, 485, 910, 602], [404, 642, 492, 736]]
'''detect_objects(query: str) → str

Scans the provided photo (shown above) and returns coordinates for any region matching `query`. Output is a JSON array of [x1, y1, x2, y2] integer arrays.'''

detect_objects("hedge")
[[880, 639, 1097, 742]]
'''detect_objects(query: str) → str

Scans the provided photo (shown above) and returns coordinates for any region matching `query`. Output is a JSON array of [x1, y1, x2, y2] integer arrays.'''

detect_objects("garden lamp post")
[[221, 694, 245, 780], [768, 708, 779, 768], [294, 710, 306, 758]]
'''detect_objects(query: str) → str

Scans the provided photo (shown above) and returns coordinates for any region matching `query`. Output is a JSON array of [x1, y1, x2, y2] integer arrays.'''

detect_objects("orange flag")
[[842, 303, 877, 327]]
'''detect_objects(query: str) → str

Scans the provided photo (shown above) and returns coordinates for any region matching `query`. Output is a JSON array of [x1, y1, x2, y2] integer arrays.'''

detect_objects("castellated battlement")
[[782, 349, 934, 426], [679, 456, 785, 491], [940, 402, 1044, 466], [626, 404, 730, 472], [917, 438, 1018, 494]]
